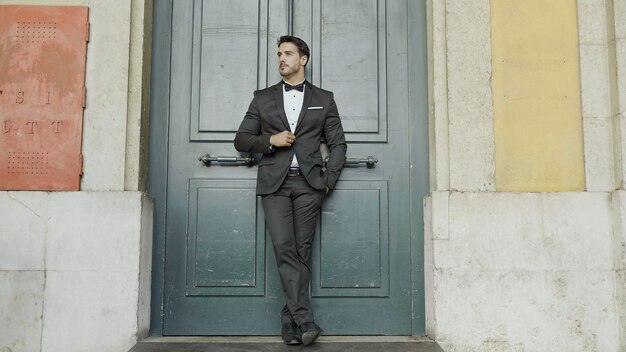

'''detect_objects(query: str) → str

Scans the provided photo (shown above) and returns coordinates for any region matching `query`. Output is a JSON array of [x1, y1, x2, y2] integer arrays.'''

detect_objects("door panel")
[[295, 0, 388, 142], [190, 0, 285, 141], [164, 0, 414, 335], [319, 0, 387, 140], [186, 179, 265, 297], [197, 0, 261, 133], [313, 180, 389, 297]]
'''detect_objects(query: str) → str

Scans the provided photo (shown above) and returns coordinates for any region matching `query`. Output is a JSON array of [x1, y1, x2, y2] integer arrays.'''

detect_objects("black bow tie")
[[284, 82, 305, 92]]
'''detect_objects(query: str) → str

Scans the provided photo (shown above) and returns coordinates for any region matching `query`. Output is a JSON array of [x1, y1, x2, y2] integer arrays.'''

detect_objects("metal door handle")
[[198, 154, 254, 167], [325, 155, 378, 168]]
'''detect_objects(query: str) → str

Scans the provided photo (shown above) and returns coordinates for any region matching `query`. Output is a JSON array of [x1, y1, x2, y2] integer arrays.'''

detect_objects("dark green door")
[[163, 0, 420, 335]]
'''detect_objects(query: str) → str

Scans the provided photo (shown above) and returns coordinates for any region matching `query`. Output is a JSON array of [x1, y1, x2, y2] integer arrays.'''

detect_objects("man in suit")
[[234, 35, 347, 346]]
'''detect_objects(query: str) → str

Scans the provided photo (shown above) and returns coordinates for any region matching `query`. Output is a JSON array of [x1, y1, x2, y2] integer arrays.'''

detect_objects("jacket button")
[[289, 156, 293, 161]]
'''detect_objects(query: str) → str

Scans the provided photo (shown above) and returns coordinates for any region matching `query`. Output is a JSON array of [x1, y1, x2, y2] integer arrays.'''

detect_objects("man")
[[234, 35, 347, 346]]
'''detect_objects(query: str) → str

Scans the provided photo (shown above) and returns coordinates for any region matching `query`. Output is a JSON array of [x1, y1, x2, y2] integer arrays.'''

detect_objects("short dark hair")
[[278, 35, 310, 66]]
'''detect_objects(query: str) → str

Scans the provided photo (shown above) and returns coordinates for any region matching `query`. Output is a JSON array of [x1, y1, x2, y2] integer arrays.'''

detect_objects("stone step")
[[128, 336, 444, 352]]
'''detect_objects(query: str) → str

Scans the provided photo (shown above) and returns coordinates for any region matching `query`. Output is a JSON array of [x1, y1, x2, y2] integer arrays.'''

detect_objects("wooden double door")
[[158, 0, 426, 335]]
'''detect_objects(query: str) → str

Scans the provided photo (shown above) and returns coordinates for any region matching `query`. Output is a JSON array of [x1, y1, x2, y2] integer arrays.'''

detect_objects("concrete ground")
[[128, 336, 444, 352]]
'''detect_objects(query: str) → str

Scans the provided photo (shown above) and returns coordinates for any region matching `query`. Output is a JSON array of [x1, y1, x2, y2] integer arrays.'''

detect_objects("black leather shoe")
[[281, 322, 302, 345], [299, 322, 323, 346]]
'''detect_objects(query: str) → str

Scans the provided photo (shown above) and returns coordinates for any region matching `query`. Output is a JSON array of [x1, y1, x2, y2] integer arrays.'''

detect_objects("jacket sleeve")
[[323, 95, 347, 189], [234, 91, 274, 154]]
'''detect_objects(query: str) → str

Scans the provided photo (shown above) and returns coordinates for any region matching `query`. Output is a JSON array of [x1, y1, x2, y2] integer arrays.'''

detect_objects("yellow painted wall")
[[492, 0, 585, 191]]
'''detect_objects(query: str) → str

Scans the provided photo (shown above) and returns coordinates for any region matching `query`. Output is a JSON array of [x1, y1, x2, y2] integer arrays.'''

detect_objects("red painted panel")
[[0, 6, 88, 190]]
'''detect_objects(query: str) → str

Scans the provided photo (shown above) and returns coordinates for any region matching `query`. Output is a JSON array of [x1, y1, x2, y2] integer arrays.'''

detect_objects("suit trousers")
[[261, 174, 325, 326]]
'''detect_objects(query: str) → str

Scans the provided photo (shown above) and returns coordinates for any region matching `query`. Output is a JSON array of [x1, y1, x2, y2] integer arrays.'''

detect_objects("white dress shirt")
[[283, 80, 305, 168]]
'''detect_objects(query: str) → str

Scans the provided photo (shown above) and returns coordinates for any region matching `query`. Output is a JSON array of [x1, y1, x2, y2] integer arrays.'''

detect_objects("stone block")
[[80, 0, 132, 191], [583, 116, 616, 191], [429, 191, 449, 240], [434, 192, 613, 271], [577, 0, 611, 45], [428, 0, 450, 191], [617, 39, 626, 115], [446, 0, 495, 191], [0, 192, 48, 271], [137, 194, 154, 339], [615, 0, 626, 40], [540, 193, 613, 268], [46, 192, 143, 272], [580, 44, 613, 119], [608, 40, 620, 119], [618, 113, 626, 186], [423, 194, 437, 339], [436, 192, 540, 270], [612, 113, 624, 189], [0, 271, 44, 352], [611, 190, 626, 269], [41, 271, 139, 352], [431, 270, 621, 352], [124, 0, 152, 192], [618, 270, 626, 348]]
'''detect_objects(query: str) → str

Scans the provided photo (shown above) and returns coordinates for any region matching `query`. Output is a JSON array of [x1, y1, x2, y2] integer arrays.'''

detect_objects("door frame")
[[147, 0, 430, 336]]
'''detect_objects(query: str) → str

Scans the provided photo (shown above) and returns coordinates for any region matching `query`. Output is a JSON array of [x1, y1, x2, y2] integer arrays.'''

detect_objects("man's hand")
[[270, 131, 296, 147]]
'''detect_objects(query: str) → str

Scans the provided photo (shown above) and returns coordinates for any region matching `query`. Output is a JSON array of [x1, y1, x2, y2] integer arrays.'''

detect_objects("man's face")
[[278, 42, 307, 78]]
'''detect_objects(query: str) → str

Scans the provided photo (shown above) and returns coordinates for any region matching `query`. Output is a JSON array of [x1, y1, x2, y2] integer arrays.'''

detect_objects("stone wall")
[[425, 0, 626, 350], [0, 1, 153, 352], [0, 192, 153, 352], [425, 192, 622, 351]]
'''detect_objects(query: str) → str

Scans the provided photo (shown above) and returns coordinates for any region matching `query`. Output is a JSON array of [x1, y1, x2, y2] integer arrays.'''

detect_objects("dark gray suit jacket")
[[234, 81, 347, 195]]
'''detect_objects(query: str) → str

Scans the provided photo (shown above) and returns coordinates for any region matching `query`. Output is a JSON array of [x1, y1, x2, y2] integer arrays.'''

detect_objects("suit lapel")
[[272, 82, 291, 131], [294, 81, 313, 133]]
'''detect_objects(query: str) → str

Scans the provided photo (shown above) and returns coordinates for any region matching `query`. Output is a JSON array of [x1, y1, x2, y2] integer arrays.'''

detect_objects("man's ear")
[[301, 55, 308, 66]]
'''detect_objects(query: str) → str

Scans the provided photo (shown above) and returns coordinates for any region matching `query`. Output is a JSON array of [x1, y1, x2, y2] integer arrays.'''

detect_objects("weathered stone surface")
[[0, 191, 152, 352], [580, 43, 613, 119], [41, 271, 139, 352], [46, 192, 142, 272], [427, 0, 450, 191], [611, 190, 626, 270], [435, 192, 613, 270], [124, 0, 152, 192], [0, 192, 48, 271], [425, 192, 622, 351], [0, 271, 44, 352], [618, 40, 626, 115], [432, 270, 620, 352], [445, 0, 495, 191], [584, 117, 616, 191], [428, 191, 449, 240], [137, 194, 154, 340], [578, 0, 611, 45], [614, 0, 626, 40], [80, 0, 133, 191]]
